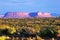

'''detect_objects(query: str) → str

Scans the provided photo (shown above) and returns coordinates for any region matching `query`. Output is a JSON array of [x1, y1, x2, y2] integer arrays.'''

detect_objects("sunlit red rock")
[[37, 12, 43, 17], [43, 12, 51, 17], [4, 12, 29, 18], [4, 12, 52, 18], [37, 12, 51, 18]]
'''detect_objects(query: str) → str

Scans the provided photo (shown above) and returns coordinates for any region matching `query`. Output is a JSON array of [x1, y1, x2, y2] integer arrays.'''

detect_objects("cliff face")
[[37, 12, 51, 18], [3, 12, 51, 18], [4, 12, 30, 18]]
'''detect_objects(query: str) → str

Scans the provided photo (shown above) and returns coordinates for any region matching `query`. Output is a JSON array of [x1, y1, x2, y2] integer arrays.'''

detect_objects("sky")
[[0, 0, 60, 16]]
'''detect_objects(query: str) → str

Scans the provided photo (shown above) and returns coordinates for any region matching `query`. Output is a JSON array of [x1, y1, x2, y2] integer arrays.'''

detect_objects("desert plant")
[[38, 27, 58, 40]]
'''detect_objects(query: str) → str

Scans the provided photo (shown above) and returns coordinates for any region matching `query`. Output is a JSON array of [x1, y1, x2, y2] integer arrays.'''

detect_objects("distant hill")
[[3, 12, 51, 18]]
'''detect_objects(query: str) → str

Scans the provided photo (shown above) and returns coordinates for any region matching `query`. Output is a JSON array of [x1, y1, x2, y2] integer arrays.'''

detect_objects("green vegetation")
[[38, 27, 58, 38], [0, 17, 60, 40]]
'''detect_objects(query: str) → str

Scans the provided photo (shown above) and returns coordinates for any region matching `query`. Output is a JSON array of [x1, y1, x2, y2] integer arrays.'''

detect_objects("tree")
[[19, 27, 36, 37], [0, 29, 11, 36], [38, 27, 58, 40]]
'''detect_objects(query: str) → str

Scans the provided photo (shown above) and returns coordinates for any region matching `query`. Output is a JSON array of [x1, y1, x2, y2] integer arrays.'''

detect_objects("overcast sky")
[[0, 0, 60, 16]]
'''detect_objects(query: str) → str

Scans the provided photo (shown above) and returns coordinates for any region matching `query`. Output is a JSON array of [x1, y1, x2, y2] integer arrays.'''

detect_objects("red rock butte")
[[4, 12, 51, 18], [37, 12, 51, 18]]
